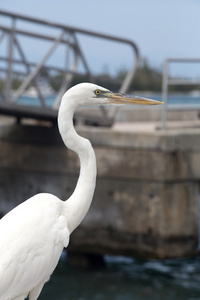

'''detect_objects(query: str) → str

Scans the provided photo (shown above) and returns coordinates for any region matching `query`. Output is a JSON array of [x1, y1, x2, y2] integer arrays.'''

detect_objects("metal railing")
[[162, 58, 200, 128], [0, 10, 139, 124]]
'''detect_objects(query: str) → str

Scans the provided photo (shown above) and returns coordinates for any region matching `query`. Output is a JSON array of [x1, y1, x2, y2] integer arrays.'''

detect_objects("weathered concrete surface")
[[115, 106, 200, 123], [0, 122, 199, 259], [77, 105, 200, 123]]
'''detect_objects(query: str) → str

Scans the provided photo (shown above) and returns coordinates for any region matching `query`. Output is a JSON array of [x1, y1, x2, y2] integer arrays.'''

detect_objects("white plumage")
[[0, 83, 161, 300], [0, 194, 69, 299]]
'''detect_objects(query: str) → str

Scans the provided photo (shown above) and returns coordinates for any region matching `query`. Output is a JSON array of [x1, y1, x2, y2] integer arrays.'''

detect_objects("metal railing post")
[[161, 57, 200, 129], [161, 59, 169, 129], [0, 31, 5, 43], [119, 43, 139, 94], [12, 31, 66, 102], [13, 36, 46, 107], [6, 16, 15, 102]]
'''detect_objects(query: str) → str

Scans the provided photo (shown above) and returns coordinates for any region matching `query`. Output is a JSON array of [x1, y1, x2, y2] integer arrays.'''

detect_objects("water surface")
[[40, 252, 200, 300]]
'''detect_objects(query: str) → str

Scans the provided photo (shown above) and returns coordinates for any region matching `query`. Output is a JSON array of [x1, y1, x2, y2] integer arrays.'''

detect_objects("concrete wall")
[[0, 122, 199, 259], [77, 105, 200, 123], [115, 106, 200, 123]]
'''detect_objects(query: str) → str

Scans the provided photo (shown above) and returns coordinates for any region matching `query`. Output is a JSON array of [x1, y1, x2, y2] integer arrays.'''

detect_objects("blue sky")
[[1, 0, 200, 78]]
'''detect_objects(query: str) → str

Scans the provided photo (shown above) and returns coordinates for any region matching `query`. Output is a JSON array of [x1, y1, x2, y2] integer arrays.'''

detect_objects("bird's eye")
[[95, 89, 101, 96]]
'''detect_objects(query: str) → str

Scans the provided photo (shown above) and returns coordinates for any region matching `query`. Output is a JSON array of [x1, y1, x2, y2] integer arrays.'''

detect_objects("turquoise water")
[[1, 91, 199, 107], [16, 94, 57, 107], [39, 252, 200, 300], [149, 93, 200, 107], [15, 93, 200, 108]]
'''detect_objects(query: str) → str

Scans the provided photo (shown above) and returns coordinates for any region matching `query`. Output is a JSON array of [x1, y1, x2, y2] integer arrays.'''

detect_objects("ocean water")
[[15, 93, 200, 108], [148, 93, 200, 107]]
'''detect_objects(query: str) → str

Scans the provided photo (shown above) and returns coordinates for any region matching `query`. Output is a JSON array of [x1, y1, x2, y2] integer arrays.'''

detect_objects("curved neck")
[[58, 99, 96, 233]]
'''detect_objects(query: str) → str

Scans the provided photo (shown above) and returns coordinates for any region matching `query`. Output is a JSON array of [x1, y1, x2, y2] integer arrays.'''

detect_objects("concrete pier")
[[0, 120, 199, 259]]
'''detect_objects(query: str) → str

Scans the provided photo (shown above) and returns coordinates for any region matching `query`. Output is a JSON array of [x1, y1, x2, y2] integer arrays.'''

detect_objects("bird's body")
[[0, 83, 161, 300], [0, 193, 69, 300]]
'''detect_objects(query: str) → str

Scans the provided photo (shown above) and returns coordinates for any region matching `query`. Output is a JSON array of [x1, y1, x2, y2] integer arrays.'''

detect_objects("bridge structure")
[[0, 10, 139, 125]]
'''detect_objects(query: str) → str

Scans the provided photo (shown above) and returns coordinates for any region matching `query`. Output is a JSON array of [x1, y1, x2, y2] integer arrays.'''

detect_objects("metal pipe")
[[161, 57, 200, 128], [0, 10, 139, 95], [72, 33, 93, 82], [13, 30, 66, 102], [165, 57, 200, 63], [161, 59, 169, 129], [53, 38, 79, 109], [0, 25, 75, 47], [0, 30, 5, 43], [0, 10, 139, 124], [5, 17, 15, 102], [0, 9, 140, 53], [13, 36, 46, 106]]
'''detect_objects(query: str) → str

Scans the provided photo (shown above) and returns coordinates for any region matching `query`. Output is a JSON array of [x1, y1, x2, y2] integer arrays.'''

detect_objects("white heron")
[[0, 83, 162, 300]]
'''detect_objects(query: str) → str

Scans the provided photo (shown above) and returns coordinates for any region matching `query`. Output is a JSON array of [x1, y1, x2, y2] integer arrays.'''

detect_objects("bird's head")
[[62, 82, 162, 106]]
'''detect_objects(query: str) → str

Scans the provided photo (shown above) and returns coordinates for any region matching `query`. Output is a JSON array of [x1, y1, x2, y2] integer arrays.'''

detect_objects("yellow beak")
[[103, 92, 163, 105]]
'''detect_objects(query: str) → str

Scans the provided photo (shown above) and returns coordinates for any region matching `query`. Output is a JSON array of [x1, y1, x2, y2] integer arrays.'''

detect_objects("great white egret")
[[0, 83, 162, 300]]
